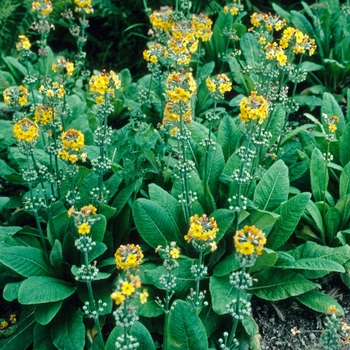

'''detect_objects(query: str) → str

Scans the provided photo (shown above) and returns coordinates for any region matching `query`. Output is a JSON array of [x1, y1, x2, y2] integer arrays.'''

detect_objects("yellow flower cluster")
[[143, 43, 168, 64], [68, 204, 97, 235], [280, 27, 317, 56], [111, 274, 148, 306], [3, 85, 29, 107], [52, 58, 75, 76], [223, 0, 243, 16], [59, 129, 86, 163], [163, 71, 196, 126], [205, 74, 232, 95], [184, 214, 219, 243], [264, 42, 288, 66], [74, 0, 93, 14], [239, 91, 269, 124], [38, 82, 66, 99], [150, 6, 174, 32], [192, 13, 213, 42], [89, 70, 121, 103], [323, 114, 339, 134], [250, 12, 286, 32], [16, 35, 31, 51], [13, 118, 39, 142], [114, 244, 144, 270], [234, 225, 266, 256], [31, 0, 53, 15], [34, 105, 55, 125]]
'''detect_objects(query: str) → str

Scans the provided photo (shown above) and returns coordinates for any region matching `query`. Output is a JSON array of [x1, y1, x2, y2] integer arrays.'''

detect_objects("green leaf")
[[35, 301, 63, 325], [47, 211, 70, 246], [88, 242, 107, 263], [106, 322, 156, 350], [18, 276, 76, 304], [296, 290, 344, 315], [310, 148, 328, 202], [50, 240, 63, 278], [3, 281, 22, 301], [33, 324, 56, 350], [242, 316, 259, 336], [133, 198, 178, 249], [90, 214, 107, 242], [325, 207, 341, 244], [149, 183, 186, 240], [267, 193, 311, 250], [304, 200, 325, 240], [321, 92, 345, 135], [240, 32, 260, 67], [111, 181, 136, 216], [0, 246, 54, 277], [218, 115, 242, 161], [211, 209, 235, 243], [340, 123, 350, 167], [340, 161, 350, 197], [253, 160, 289, 211], [51, 307, 85, 350], [0, 310, 35, 350], [167, 300, 208, 350], [249, 269, 318, 301], [241, 208, 280, 230], [213, 254, 240, 277], [248, 248, 278, 273]]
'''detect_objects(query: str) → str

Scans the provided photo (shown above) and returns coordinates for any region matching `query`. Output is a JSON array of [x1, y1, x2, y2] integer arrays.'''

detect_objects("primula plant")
[[0, 0, 350, 349]]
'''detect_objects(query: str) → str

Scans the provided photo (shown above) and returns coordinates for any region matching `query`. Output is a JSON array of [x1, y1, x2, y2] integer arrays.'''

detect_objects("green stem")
[[83, 249, 104, 349], [220, 15, 233, 73], [163, 270, 172, 350], [195, 250, 204, 305]]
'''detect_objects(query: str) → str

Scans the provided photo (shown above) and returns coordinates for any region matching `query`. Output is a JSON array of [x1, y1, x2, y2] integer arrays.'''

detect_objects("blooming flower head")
[[34, 105, 55, 125], [150, 6, 174, 32], [74, 0, 93, 14], [38, 82, 66, 99], [327, 305, 340, 314], [13, 118, 39, 143], [239, 91, 269, 124], [16, 35, 31, 52], [111, 291, 125, 305], [234, 225, 266, 257], [31, 0, 53, 15], [121, 281, 135, 296], [68, 204, 98, 234], [192, 13, 213, 42], [169, 247, 180, 259], [78, 222, 90, 235], [80, 204, 97, 217], [61, 129, 85, 151], [206, 74, 232, 99], [140, 289, 149, 304], [143, 43, 168, 64], [115, 244, 144, 270], [52, 58, 75, 76], [250, 12, 286, 32], [3, 85, 29, 108], [185, 214, 219, 243], [89, 70, 121, 103], [224, 0, 244, 16]]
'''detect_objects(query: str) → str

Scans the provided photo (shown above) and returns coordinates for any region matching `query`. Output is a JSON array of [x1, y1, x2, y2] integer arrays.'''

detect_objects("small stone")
[[309, 333, 316, 341]]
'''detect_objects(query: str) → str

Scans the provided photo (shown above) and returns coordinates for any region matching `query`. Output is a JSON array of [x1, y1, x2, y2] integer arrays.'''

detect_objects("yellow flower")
[[78, 222, 90, 235], [235, 241, 255, 255], [13, 118, 39, 142], [140, 289, 149, 304], [329, 124, 337, 133], [9, 314, 17, 324], [16, 35, 31, 51], [35, 105, 55, 125], [185, 214, 219, 243], [239, 91, 269, 124], [121, 281, 135, 296], [206, 77, 216, 92], [67, 206, 75, 217], [61, 129, 85, 151], [276, 49, 287, 66], [115, 244, 144, 270], [327, 305, 340, 314], [80, 205, 97, 216], [0, 321, 8, 329], [234, 225, 266, 256], [170, 248, 180, 259], [111, 291, 125, 305]]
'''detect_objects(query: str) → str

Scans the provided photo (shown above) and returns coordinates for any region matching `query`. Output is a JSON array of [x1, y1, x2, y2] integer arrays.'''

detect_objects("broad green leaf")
[[3, 281, 22, 301], [304, 200, 325, 240], [340, 123, 350, 167], [90, 214, 107, 242], [51, 308, 85, 350], [296, 290, 344, 315], [211, 209, 235, 243], [0, 310, 35, 350], [267, 193, 311, 250], [0, 246, 54, 277], [339, 161, 350, 197], [111, 180, 136, 216], [47, 211, 70, 246], [33, 324, 56, 350], [242, 316, 259, 336], [200, 144, 225, 200], [253, 160, 289, 211], [106, 322, 156, 350], [275, 257, 344, 273], [133, 198, 178, 248], [335, 195, 350, 228], [35, 301, 63, 325], [50, 240, 63, 278], [240, 32, 260, 67], [310, 148, 328, 202], [167, 300, 208, 350], [218, 115, 242, 161], [248, 248, 278, 273], [149, 183, 186, 240], [325, 207, 341, 244], [241, 208, 280, 230], [88, 242, 107, 263], [18, 276, 76, 304], [188, 121, 215, 143], [210, 275, 239, 315], [249, 269, 318, 301], [213, 254, 240, 277]]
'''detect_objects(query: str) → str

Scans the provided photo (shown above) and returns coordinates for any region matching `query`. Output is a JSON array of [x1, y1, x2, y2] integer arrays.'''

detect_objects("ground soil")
[[253, 275, 350, 350]]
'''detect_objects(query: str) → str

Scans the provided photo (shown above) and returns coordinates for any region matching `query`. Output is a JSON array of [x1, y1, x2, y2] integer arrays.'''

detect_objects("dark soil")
[[253, 275, 350, 350]]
